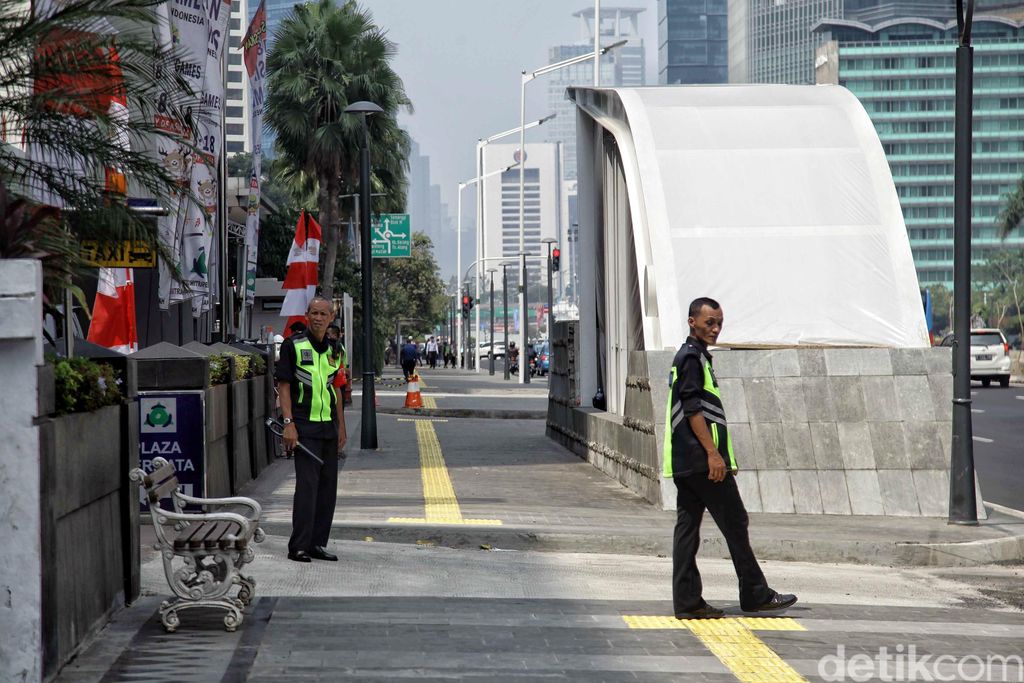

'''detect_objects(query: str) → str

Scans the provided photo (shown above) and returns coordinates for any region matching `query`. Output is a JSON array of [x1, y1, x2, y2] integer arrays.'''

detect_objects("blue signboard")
[[139, 391, 206, 512]]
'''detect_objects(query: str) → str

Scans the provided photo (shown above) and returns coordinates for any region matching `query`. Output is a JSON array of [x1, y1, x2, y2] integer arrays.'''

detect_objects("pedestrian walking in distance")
[[275, 296, 347, 563], [665, 297, 797, 618], [400, 335, 419, 380], [426, 336, 439, 369]]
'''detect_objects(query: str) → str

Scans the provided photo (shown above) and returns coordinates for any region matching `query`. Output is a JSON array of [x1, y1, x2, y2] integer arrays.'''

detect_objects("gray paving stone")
[[868, 422, 909, 469], [797, 348, 827, 376], [846, 470, 885, 515], [775, 377, 807, 424], [858, 348, 894, 375], [891, 348, 927, 375], [913, 470, 949, 517], [736, 350, 773, 377], [824, 348, 863, 376], [817, 470, 852, 515], [743, 377, 780, 422], [710, 350, 743, 379], [802, 377, 836, 422], [878, 470, 921, 516], [717, 378, 748, 424], [751, 422, 787, 469], [862, 376, 899, 422], [838, 423, 875, 469], [734, 469, 762, 512], [790, 470, 824, 514], [783, 423, 816, 469], [757, 470, 795, 513], [928, 374, 953, 422], [809, 422, 843, 470], [903, 422, 947, 469], [924, 346, 953, 375], [770, 349, 801, 377], [830, 377, 867, 422], [729, 422, 753, 469], [895, 375, 936, 422]]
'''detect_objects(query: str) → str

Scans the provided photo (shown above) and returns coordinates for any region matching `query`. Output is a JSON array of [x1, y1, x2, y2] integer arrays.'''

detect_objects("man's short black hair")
[[688, 297, 721, 318], [327, 322, 340, 332]]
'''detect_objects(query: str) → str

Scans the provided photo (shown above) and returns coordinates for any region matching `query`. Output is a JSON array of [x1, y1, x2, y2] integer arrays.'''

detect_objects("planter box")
[[205, 383, 231, 499], [229, 379, 252, 493], [248, 377, 268, 476]]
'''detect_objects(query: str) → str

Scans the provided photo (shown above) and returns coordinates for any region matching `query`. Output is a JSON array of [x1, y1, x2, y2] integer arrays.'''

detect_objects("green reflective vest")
[[291, 335, 340, 423], [663, 346, 736, 478]]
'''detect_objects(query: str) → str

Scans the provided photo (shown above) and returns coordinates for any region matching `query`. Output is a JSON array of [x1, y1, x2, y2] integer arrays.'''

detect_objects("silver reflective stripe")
[[671, 401, 682, 418], [703, 411, 727, 426], [295, 368, 313, 385], [671, 411, 686, 430], [701, 400, 725, 418]]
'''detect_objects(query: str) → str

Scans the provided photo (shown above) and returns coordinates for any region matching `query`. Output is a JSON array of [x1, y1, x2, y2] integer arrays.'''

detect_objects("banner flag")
[[242, 0, 267, 307], [280, 210, 321, 332]]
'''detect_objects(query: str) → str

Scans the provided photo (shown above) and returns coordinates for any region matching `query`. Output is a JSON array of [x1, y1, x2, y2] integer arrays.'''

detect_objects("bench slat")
[[147, 475, 180, 504], [143, 461, 176, 488]]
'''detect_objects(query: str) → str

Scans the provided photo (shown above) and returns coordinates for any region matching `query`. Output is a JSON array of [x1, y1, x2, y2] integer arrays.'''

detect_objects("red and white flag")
[[280, 210, 321, 333], [87, 268, 138, 353]]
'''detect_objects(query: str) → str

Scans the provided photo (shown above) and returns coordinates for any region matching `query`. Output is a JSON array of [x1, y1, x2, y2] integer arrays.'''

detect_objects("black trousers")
[[401, 360, 416, 379], [672, 473, 771, 613], [289, 433, 339, 554]]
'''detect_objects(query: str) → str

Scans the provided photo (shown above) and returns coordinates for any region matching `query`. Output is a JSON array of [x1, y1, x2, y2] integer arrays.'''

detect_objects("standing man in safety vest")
[[276, 296, 347, 563], [665, 297, 796, 618]]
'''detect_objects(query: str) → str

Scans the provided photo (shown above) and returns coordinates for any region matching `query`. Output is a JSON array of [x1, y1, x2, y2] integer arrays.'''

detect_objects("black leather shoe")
[[310, 546, 338, 561], [743, 592, 798, 613], [288, 550, 312, 563], [675, 602, 724, 619]]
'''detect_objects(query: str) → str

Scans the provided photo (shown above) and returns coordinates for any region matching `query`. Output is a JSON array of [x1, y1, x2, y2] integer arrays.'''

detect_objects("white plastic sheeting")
[[571, 85, 930, 349]]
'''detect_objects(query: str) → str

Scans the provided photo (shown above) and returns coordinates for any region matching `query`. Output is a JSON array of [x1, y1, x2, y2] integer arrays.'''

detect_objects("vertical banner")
[[242, 1, 267, 311], [154, 0, 231, 312]]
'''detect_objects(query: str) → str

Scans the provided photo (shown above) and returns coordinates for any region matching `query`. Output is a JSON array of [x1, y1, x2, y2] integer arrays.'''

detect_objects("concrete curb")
[[258, 521, 1024, 567], [376, 407, 548, 420]]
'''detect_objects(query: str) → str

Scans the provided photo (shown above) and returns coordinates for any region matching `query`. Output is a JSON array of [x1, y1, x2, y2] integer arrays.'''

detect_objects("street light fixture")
[[501, 260, 515, 380], [487, 268, 498, 375], [542, 237, 557, 344], [343, 100, 383, 450], [517, 39, 626, 384]]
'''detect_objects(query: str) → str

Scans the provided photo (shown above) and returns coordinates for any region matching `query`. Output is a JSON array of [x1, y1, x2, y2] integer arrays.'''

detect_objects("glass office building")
[[814, 14, 1024, 286], [659, 0, 729, 84]]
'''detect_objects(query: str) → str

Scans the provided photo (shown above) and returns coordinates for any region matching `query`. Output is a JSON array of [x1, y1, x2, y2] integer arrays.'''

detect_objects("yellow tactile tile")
[[422, 396, 437, 409]]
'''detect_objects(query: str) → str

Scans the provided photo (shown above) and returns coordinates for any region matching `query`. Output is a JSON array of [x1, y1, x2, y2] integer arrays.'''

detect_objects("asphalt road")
[[970, 381, 1024, 510]]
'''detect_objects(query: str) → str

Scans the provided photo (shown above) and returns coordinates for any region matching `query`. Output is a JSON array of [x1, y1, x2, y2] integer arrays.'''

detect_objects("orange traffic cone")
[[404, 373, 424, 409]]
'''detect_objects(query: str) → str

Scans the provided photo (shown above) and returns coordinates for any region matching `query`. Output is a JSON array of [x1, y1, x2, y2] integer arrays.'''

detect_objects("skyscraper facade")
[[729, 0, 842, 84], [658, 0, 729, 84], [225, 0, 253, 155], [814, 14, 1024, 286]]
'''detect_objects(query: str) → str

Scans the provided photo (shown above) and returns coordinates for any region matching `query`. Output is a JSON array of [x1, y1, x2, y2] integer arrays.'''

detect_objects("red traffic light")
[[462, 295, 470, 305], [552, 248, 560, 259]]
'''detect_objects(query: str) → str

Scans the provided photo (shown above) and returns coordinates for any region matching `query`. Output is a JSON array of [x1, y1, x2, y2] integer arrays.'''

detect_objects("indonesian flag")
[[280, 210, 321, 333], [87, 268, 138, 353]]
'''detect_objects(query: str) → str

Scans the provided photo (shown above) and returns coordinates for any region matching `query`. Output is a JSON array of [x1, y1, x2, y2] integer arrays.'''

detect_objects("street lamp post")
[[344, 100, 383, 451], [502, 261, 512, 380], [487, 268, 497, 375], [517, 40, 626, 384], [949, 0, 977, 525], [542, 238, 557, 343]]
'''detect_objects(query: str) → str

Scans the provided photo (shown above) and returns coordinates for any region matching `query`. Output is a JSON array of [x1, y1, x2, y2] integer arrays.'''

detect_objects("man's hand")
[[337, 429, 347, 453], [283, 422, 298, 452], [707, 449, 727, 482]]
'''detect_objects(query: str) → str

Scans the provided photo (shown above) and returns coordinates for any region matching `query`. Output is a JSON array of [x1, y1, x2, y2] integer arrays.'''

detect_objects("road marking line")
[[1016, 396, 1024, 401], [422, 396, 438, 409], [417, 375, 428, 388], [973, 436, 994, 443], [971, 408, 985, 413], [396, 418, 448, 423], [623, 616, 806, 682], [387, 420, 501, 526]]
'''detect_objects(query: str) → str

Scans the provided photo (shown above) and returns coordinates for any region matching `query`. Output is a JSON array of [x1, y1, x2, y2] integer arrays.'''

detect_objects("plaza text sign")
[[138, 391, 206, 512]]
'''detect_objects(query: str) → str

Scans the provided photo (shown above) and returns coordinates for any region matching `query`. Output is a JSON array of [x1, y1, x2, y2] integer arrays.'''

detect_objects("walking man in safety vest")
[[276, 296, 347, 563], [665, 297, 797, 618]]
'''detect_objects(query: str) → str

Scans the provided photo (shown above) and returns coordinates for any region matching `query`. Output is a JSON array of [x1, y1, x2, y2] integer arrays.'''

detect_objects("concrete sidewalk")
[[247, 384, 1024, 567]]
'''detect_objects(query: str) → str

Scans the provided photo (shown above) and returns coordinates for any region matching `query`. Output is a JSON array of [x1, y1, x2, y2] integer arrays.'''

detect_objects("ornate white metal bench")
[[130, 456, 265, 632]]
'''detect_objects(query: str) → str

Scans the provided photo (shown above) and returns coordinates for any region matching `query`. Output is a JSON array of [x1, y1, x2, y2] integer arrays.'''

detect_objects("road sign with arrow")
[[371, 213, 411, 258]]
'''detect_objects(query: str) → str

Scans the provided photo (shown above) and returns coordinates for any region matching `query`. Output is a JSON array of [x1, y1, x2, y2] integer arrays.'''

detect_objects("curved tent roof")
[[568, 85, 930, 349]]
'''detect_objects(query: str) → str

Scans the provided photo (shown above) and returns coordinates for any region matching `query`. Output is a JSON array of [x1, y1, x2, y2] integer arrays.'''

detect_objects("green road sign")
[[371, 214, 411, 258]]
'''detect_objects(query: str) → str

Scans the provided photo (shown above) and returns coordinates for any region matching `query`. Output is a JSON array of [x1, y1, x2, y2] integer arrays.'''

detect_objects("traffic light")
[[551, 247, 560, 272], [462, 295, 472, 318]]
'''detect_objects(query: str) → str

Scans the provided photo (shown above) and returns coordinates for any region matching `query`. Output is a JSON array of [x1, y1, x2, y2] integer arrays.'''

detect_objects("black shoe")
[[675, 602, 725, 619], [288, 550, 311, 563], [310, 546, 338, 561], [743, 592, 798, 613]]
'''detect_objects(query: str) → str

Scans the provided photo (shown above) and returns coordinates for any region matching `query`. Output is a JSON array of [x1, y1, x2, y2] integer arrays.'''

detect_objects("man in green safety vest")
[[276, 296, 348, 563], [665, 297, 797, 618]]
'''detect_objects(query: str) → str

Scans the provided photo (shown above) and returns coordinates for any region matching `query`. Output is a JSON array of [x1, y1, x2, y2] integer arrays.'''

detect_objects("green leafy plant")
[[251, 355, 266, 376], [208, 354, 230, 385], [232, 352, 252, 379], [49, 354, 122, 415]]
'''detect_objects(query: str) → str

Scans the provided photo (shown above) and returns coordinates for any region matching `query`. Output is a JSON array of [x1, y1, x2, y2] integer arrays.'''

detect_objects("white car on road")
[[941, 328, 1012, 388]]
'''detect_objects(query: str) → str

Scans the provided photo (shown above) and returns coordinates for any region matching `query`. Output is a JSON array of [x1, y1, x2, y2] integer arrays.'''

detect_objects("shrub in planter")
[[209, 354, 231, 385], [49, 355, 122, 415], [251, 355, 266, 376], [232, 353, 252, 379]]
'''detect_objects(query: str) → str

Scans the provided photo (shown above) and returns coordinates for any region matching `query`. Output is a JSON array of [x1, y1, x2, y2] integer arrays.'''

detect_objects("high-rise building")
[[658, 0, 729, 84], [814, 13, 1024, 286], [249, 0, 292, 157], [729, 0, 842, 85], [407, 140, 457, 279], [547, 7, 646, 182], [225, 0, 253, 156]]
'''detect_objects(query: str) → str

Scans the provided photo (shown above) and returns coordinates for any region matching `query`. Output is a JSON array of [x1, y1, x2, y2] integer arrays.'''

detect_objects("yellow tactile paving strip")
[[388, 419, 502, 526], [422, 396, 437, 409], [623, 616, 806, 682]]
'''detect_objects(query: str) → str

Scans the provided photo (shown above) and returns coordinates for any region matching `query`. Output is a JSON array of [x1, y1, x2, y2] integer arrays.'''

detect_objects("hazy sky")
[[361, 0, 660, 217]]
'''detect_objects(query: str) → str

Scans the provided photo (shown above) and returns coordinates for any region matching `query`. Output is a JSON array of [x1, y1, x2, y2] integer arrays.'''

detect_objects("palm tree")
[[266, 0, 411, 300], [998, 177, 1024, 239]]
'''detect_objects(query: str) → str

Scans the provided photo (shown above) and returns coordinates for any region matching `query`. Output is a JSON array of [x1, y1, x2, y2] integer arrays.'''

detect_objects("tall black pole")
[[502, 264, 510, 380], [547, 244, 554, 345], [489, 272, 495, 375], [522, 257, 530, 384], [949, 0, 976, 524], [359, 113, 378, 450]]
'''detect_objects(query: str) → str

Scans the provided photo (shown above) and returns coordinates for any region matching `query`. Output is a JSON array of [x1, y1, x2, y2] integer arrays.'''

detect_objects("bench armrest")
[[152, 509, 256, 538], [174, 493, 262, 520]]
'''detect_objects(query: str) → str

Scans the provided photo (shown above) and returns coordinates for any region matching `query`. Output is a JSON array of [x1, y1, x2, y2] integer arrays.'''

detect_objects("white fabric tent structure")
[[568, 85, 930, 412]]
